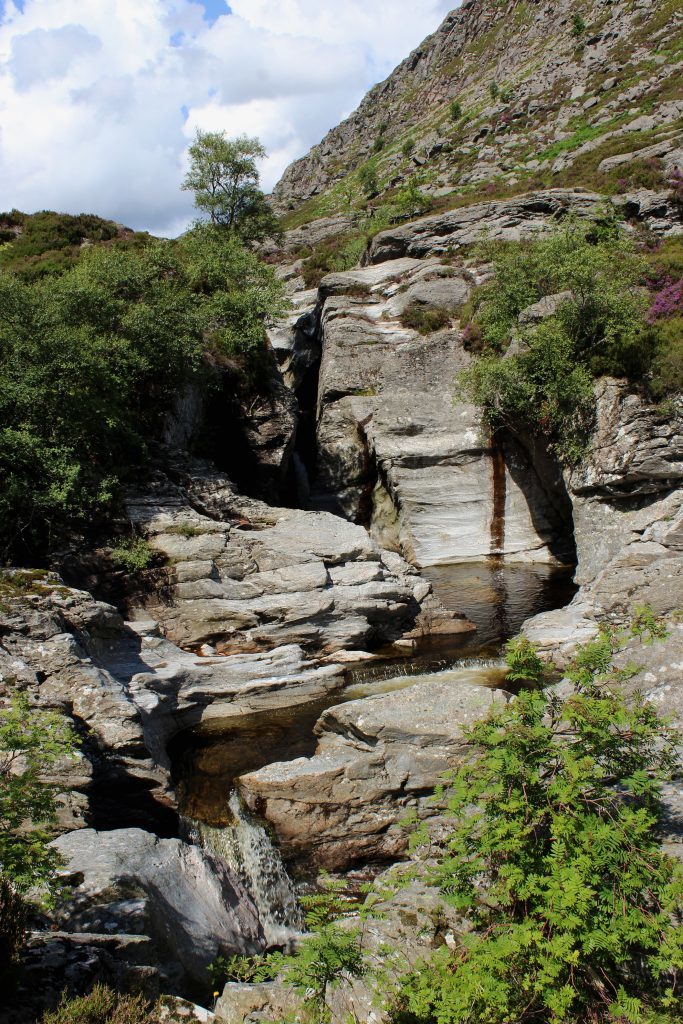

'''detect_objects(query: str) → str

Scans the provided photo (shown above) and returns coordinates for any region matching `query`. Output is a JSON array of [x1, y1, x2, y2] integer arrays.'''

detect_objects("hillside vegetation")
[[273, 0, 683, 230]]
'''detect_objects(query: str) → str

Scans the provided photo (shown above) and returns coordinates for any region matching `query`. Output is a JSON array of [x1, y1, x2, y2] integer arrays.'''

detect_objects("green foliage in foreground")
[[0, 224, 285, 560], [391, 627, 683, 1024], [458, 217, 654, 461], [40, 984, 158, 1024], [212, 873, 366, 1024], [0, 693, 78, 896]]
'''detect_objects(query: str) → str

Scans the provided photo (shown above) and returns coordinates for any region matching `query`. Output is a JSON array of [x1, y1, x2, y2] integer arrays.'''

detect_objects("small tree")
[[450, 100, 462, 121], [392, 628, 683, 1023], [0, 693, 78, 981], [359, 163, 380, 199], [182, 131, 280, 242], [281, 875, 366, 1024], [489, 80, 500, 100]]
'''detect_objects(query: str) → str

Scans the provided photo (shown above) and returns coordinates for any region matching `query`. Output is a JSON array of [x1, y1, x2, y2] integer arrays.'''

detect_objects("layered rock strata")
[[238, 678, 508, 869]]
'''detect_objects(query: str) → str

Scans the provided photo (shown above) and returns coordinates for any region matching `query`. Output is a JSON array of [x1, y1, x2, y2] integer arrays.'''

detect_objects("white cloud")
[[0, 0, 456, 235]]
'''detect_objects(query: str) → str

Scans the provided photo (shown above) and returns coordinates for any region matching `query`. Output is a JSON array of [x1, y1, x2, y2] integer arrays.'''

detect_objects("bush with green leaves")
[[224, 874, 366, 1024], [458, 217, 651, 460], [359, 163, 380, 198], [572, 13, 586, 37], [0, 224, 285, 560], [0, 693, 78, 896], [390, 626, 683, 1024], [392, 179, 434, 220], [504, 634, 547, 685], [279, 875, 366, 1024], [109, 537, 153, 573]]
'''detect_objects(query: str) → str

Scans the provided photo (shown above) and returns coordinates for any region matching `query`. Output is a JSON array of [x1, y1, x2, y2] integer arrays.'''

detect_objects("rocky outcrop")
[[524, 382, 683, 660], [0, 579, 175, 834], [273, 0, 683, 217], [51, 828, 263, 991], [366, 189, 680, 264], [124, 457, 471, 656], [281, 254, 573, 569], [238, 677, 508, 869]]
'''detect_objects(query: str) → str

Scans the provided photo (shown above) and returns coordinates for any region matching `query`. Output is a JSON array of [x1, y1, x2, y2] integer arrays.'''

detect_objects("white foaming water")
[[345, 659, 507, 699], [191, 792, 304, 947]]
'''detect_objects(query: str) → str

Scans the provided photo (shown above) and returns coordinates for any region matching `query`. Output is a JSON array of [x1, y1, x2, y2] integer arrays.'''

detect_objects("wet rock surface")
[[237, 679, 509, 870]]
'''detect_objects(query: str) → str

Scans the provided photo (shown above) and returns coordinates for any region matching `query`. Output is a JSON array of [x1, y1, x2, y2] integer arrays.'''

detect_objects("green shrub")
[[373, 135, 386, 153], [0, 210, 126, 281], [359, 164, 380, 198], [0, 693, 78, 896], [400, 303, 452, 335], [572, 12, 586, 37], [504, 635, 547, 685], [449, 100, 462, 121], [402, 138, 416, 158], [226, 874, 366, 1024], [489, 81, 499, 100], [457, 218, 650, 460], [109, 537, 153, 572], [41, 985, 158, 1024], [208, 952, 279, 987], [647, 316, 683, 400], [391, 628, 683, 1024], [0, 226, 285, 561], [392, 179, 434, 219]]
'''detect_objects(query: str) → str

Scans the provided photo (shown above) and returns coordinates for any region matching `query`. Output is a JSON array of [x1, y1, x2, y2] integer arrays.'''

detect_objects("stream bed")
[[169, 560, 576, 948], [171, 562, 575, 826]]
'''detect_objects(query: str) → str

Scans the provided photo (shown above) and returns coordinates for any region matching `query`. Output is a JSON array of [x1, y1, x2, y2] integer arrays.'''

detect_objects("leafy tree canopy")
[[0, 225, 285, 561], [181, 131, 281, 242]]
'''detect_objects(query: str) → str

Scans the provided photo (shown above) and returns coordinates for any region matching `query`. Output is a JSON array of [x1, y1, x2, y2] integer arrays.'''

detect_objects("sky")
[[0, 0, 456, 236]]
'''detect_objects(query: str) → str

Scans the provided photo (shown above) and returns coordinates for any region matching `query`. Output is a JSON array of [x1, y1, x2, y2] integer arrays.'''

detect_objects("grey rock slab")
[[51, 828, 263, 987], [238, 680, 509, 869], [366, 191, 609, 263]]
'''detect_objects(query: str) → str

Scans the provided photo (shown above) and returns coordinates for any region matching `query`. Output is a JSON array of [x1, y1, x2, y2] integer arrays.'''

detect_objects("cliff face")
[[272, 0, 682, 219]]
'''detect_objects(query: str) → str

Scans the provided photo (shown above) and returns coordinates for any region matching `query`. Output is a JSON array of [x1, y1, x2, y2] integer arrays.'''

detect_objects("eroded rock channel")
[[3, 187, 681, 1021]]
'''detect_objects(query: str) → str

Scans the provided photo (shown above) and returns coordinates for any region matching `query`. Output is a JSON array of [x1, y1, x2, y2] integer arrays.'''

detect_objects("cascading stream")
[[189, 791, 304, 947]]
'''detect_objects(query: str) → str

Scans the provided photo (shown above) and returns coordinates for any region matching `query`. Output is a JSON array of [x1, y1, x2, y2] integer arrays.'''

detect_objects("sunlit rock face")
[[238, 676, 510, 870]]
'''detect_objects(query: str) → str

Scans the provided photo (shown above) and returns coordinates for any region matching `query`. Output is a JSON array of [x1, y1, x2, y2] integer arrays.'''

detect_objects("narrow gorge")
[[1, 0, 682, 1021]]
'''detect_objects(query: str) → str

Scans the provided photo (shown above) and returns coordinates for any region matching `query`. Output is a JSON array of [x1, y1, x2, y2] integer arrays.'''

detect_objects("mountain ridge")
[[272, 0, 682, 226]]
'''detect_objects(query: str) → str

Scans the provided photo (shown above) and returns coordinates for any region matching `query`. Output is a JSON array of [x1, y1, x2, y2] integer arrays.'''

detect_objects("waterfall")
[[190, 792, 304, 947]]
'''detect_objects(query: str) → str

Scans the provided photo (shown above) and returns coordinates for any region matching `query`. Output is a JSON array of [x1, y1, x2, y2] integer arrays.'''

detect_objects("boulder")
[[238, 678, 509, 869], [51, 828, 263, 989]]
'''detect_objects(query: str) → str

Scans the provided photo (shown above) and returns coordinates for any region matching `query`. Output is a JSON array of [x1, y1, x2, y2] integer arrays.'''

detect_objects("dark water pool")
[[425, 560, 577, 655]]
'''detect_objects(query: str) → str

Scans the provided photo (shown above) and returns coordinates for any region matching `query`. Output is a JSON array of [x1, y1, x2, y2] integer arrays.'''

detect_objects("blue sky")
[[201, 0, 230, 24], [0, 0, 455, 235]]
